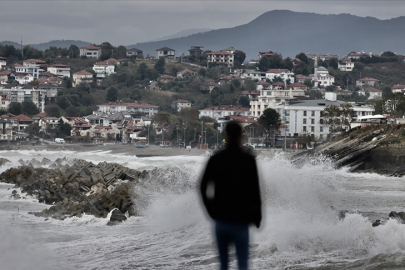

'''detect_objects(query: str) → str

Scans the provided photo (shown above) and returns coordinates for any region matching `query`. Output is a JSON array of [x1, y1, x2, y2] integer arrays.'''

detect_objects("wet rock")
[[108, 209, 127, 225]]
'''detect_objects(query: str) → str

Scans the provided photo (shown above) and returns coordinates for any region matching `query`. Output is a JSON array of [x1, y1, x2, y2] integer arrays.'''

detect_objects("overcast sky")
[[2, 1, 405, 46]]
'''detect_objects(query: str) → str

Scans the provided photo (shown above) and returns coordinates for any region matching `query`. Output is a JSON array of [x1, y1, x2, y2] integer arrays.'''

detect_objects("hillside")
[[128, 10, 405, 60], [0, 40, 92, 50]]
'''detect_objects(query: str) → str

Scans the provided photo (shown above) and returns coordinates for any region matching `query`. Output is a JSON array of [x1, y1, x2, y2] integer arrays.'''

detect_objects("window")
[[262, 99, 266, 102], [311, 111, 315, 116], [311, 126, 314, 132], [320, 126, 323, 132], [320, 119, 324, 124], [303, 126, 307, 132], [303, 119, 307, 124], [267, 91, 272, 96], [311, 119, 315, 124], [303, 111, 307, 116]]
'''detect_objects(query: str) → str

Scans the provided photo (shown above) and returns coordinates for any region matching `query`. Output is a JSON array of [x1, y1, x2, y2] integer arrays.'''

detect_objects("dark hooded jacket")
[[200, 143, 262, 227]]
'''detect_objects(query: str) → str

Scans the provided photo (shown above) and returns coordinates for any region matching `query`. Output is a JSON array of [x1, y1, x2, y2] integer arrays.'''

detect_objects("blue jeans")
[[215, 220, 249, 270]]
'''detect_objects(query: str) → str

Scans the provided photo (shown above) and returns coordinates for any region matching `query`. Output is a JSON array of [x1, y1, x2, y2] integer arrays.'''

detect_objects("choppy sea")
[[1, 149, 405, 269]]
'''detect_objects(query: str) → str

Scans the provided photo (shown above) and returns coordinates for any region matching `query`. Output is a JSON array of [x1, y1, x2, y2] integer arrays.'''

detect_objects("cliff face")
[[298, 124, 405, 176]]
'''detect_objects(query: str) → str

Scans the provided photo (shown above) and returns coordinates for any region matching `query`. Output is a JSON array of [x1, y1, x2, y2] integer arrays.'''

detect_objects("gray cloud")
[[1, 1, 404, 45]]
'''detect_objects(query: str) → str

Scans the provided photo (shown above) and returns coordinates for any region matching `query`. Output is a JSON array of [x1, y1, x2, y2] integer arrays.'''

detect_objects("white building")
[[358, 87, 383, 100], [356, 77, 379, 88], [338, 59, 354, 71], [251, 93, 374, 140], [97, 102, 159, 116], [14, 59, 45, 83], [93, 60, 115, 78], [266, 69, 295, 83], [241, 69, 266, 81], [0, 57, 6, 68], [392, 85, 405, 94], [80, 45, 101, 58], [198, 106, 250, 121], [171, 99, 192, 112], [310, 66, 335, 87], [72, 70, 93, 87], [47, 64, 70, 78]]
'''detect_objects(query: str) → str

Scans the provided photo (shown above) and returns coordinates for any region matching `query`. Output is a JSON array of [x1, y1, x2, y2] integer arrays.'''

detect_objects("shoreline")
[[0, 143, 307, 159]]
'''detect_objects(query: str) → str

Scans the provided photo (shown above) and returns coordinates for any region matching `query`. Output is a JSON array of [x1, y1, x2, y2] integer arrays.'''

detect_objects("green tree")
[[45, 104, 61, 117], [22, 100, 40, 116], [57, 119, 72, 138], [231, 79, 241, 88], [8, 102, 22, 115], [304, 79, 313, 88], [328, 58, 338, 70], [233, 50, 246, 66], [68, 44, 80, 58], [284, 57, 294, 70], [320, 103, 353, 133], [296, 52, 309, 65], [154, 57, 166, 74], [179, 108, 199, 125], [25, 122, 40, 136], [244, 79, 256, 91], [106, 87, 118, 102], [258, 108, 281, 146], [65, 106, 80, 117], [258, 56, 269, 71], [383, 86, 392, 96], [238, 95, 250, 108], [57, 96, 71, 110], [137, 63, 148, 80]]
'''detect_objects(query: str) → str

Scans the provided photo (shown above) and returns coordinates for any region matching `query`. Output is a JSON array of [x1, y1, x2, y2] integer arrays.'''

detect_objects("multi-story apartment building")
[[171, 99, 192, 112], [14, 59, 46, 84], [0, 84, 46, 112], [97, 102, 159, 116], [93, 60, 115, 79], [47, 64, 70, 78], [338, 59, 354, 71], [206, 50, 234, 67]]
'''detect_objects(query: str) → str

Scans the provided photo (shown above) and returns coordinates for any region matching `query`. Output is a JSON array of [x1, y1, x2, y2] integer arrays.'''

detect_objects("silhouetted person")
[[200, 121, 262, 270]]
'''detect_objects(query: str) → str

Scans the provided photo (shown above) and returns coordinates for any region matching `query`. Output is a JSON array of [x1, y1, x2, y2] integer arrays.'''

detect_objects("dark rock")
[[108, 209, 127, 225]]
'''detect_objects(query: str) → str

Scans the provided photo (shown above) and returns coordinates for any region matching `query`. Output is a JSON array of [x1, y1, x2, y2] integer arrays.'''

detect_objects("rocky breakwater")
[[295, 124, 405, 176], [0, 157, 150, 224]]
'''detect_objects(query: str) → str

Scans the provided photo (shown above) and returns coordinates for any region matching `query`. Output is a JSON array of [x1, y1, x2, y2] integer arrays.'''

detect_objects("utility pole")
[[201, 121, 204, 145], [204, 129, 207, 145], [147, 125, 150, 145], [176, 127, 179, 148]]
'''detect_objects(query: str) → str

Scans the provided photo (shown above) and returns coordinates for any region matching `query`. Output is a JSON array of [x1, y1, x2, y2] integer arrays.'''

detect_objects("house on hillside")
[[159, 74, 176, 83], [148, 81, 159, 90], [188, 46, 204, 58], [206, 50, 234, 67], [0, 71, 14, 83], [97, 102, 159, 116], [356, 77, 379, 88], [338, 59, 354, 71], [126, 48, 143, 59], [171, 100, 192, 112], [258, 50, 277, 60], [358, 87, 382, 100], [392, 84, 405, 94], [255, 81, 271, 91], [0, 96, 10, 111], [72, 70, 93, 87], [200, 81, 219, 93], [266, 69, 295, 83], [93, 60, 115, 81], [80, 45, 101, 58], [47, 64, 70, 78], [156, 47, 175, 59], [241, 90, 260, 101], [199, 106, 250, 121], [177, 69, 197, 78], [241, 69, 266, 81], [295, 74, 312, 84], [13, 114, 34, 131], [0, 57, 6, 68]]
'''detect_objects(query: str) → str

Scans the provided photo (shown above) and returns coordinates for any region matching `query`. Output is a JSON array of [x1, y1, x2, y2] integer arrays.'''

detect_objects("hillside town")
[[1, 43, 405, 149]]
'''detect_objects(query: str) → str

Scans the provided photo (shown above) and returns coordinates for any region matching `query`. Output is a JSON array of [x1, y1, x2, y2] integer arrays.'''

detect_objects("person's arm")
[[250, 158, 262, 228], [200, 158, 215, 218]]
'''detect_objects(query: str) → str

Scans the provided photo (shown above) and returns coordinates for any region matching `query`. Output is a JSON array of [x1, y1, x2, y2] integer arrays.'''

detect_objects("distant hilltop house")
[[14, 58, 46, 84], [156, 47, 175, 59], [358, 87, 382, 100], [80, 45, 101, 59], [0, 57, 6, 68], [295, 74, 312, 84], [0, 95, 10, 111], [0, 70, 14, 83], [171, 99, 192, 112], [93, 58, 119, 80], [188, 46, 204, 58], [206, 50, 234, 67], [305, 52, 339, 61], [47, 64, 70, 78], [73, 70, 93, 87], [338, 59, 354, 72], [126, 47, 143, 59], [356, 77, 379, 88], [347, 52, 372, 59], [258, 50, 277, 60]]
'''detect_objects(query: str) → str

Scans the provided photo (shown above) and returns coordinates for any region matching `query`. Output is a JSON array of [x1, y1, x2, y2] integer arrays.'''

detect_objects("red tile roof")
[[358, 77, 379, 81], [80, 45, 101, 50], [13, 114, 34, 122], [0, 71, 11, 75], [24, 59, 46, 64], [255, 81, 271, 85], [241, 90, 260, 95], [392, 85, 405, 89], [363, 87, 382, 92], [206, 50, 233, 55], [266, 69, 289, 73], [98, 102, 159, 108], [200, 106, 249, 112], [160, 75, 176, 79], [74, 70, 92, 75], [33, 112, 47, 118], [288, 83, 308, 88]]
